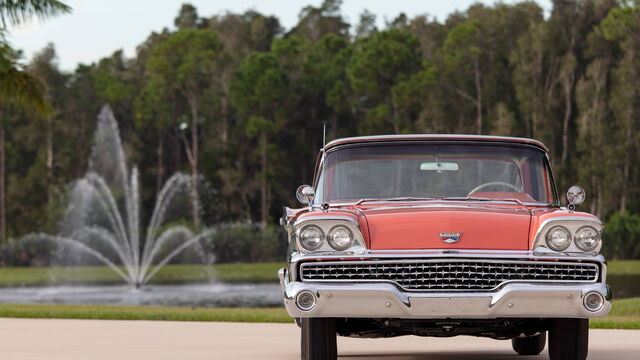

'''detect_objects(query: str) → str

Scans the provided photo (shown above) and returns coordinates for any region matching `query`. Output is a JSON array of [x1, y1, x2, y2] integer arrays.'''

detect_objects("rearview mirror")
[[296, 185, 315, 205], [420, 162, 459, 171]]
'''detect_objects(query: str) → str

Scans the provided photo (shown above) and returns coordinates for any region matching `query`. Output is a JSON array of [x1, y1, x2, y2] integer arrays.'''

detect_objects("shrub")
[[602, 212, 640, 260], [206, 224, 287, 263]]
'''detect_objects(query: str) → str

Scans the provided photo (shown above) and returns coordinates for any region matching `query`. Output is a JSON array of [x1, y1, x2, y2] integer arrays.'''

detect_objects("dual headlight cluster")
[[544, 224, 601, 252], [299, 224, 355, 251]]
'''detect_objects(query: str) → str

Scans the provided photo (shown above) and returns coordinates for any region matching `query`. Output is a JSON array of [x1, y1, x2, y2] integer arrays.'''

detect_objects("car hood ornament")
[[439, 232, 462, 244]]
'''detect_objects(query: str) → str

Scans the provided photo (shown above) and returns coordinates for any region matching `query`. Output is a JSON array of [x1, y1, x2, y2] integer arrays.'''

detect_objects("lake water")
[[0, 283, 282, 307]]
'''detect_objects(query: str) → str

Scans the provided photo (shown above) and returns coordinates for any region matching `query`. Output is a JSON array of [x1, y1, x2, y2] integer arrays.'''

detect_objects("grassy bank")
[[0, 298, 638, 329], [0, 304, 291, 323], [590, 297, 640, 329], [0, 263, 283, 287], [606, 260, 640, 275]]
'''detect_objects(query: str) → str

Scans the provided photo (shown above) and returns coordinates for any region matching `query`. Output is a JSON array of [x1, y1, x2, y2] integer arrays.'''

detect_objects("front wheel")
[[301, 318, 337, 360], [512, 332, 546, 355], [548, 318, 589, 360]]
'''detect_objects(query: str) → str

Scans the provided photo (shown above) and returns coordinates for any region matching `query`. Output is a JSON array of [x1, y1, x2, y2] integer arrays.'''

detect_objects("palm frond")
[[0, 42, 50, 114], [0, 0, 71, 27]]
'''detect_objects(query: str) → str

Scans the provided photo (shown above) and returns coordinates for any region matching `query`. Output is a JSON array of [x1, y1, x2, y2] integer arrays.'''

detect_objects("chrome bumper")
[[279, 268, 612, 319]]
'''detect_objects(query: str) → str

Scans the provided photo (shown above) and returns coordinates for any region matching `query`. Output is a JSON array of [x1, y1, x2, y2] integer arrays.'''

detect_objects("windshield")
[[315, 144, 556, 204]]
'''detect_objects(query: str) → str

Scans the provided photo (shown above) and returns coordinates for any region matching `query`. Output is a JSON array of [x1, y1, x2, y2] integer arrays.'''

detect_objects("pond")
[[0, 283, 282, 308]]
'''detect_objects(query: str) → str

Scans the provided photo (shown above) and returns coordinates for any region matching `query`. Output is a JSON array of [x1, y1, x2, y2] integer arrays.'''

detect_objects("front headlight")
[[299, 225, 324, 250], [328, 226, 354, 250], [575, 226, 600, 251], [545, 226, 571, 251]]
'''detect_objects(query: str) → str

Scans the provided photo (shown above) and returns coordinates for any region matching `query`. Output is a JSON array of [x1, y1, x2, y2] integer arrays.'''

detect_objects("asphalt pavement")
[[0, 318, 637, 359]]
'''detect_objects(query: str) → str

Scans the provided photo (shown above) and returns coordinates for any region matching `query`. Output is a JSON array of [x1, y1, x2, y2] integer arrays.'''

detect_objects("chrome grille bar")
[[299, 259, 599, 292]]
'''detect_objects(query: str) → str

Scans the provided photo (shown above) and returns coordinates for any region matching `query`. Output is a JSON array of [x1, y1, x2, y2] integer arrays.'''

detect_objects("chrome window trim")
[[322, 200, 555, 209], [299, 258, 600, 293]]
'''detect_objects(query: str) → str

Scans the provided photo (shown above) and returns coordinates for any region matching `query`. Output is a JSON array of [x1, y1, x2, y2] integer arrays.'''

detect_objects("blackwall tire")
[[549, 318, 589, 360], [301, 318, 337, 360], [512, 332, 546, 355]]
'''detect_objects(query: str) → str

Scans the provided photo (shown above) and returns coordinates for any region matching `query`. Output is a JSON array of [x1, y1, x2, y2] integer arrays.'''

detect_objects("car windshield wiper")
[[441, 196, 523, 205], [355, 197, 437, 205]]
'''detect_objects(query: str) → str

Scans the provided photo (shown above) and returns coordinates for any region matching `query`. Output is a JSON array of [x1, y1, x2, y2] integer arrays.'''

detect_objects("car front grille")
[[299, 259, 599, 292]]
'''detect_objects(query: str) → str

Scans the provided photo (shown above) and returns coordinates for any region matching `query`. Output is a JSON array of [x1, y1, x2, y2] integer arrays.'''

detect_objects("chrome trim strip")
[[293, 215, 359, 226], [290, 249, 607, 263], [329, 200, 553, 208], [299, 259, 599, 292], [324, 134, 549, 152]]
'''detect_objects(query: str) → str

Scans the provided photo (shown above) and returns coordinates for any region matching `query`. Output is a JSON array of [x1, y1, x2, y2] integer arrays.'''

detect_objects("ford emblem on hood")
[[439, 232, 461, 244]]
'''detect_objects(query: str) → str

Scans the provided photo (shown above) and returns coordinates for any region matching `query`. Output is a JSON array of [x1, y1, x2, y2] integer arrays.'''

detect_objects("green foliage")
[[0, 0, 70, 27], [146, 29, 225, 97], [1, 0, 640, 260], [207, 225, 287, 263], [603, 212, 640, 260], [348, 29, 422, 133]]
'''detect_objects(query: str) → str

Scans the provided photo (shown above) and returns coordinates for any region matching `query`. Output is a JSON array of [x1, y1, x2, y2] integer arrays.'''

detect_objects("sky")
[[8, 0, 552, 71]]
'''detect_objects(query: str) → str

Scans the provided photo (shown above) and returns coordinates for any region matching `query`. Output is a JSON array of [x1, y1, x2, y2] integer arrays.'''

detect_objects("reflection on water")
[[0, 283, 282, 308]]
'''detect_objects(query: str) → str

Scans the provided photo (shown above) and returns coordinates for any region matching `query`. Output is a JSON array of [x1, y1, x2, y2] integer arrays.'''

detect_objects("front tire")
[[548, 318, 589, 360], [301, 318, 337, 360], [512, 332, 546, 355]]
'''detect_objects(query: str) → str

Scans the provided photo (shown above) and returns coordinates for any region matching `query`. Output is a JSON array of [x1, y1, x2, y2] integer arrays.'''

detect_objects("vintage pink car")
[[279, 135, 611, 360]]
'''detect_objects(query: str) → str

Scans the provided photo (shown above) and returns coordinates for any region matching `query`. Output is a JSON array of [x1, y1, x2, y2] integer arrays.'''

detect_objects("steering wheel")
[[467, 181, 522, 196]]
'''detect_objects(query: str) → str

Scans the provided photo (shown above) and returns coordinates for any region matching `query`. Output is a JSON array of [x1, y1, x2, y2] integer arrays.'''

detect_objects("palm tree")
[[0, 0, 70, 241]]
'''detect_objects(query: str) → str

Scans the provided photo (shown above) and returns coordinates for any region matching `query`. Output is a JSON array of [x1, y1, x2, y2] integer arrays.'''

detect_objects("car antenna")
[[322, 121, 327, 149]]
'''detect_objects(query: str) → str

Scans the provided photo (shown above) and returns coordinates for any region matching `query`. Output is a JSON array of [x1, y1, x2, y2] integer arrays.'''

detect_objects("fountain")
[[38, 105, 212, 288], [0, 105, 282, 307]]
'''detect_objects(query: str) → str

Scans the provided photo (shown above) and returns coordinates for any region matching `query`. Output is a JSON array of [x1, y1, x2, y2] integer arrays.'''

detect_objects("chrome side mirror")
[[296, 185, 315, 206], [566, 185, 586, 211]]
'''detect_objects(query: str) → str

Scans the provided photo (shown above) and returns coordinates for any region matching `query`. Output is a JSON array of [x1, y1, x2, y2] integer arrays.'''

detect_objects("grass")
[[606, 260, 640, 275], [591, 297, 640, 329], [0, 304, 291, 323], [0, 263, 284, 287], [0, 299, 637, 328]]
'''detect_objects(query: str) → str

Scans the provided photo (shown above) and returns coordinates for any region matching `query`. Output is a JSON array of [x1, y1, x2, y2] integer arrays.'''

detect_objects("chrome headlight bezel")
[[534, 217, 604, 254], [294, 217, 366, 254], [574, 225, 601, 252], [298, 225, 325, 251], [545, 225, 572, 251], [327, 225, 354, 250]]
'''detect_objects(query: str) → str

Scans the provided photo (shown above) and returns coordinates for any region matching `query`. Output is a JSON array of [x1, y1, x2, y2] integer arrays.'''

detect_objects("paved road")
[[0, 318, 638, 360]]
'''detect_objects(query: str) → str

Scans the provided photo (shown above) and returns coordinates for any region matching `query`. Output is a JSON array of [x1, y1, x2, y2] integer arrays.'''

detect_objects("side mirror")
[[296, 185, 315, 206], [566, 185, 586, 210]]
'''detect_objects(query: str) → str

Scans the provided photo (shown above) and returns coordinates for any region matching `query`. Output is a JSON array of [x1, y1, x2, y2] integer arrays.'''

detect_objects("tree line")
[[0, 0, 639, 257]]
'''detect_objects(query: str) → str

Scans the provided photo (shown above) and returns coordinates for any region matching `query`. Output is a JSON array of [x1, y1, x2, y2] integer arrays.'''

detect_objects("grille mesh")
[[299, 259, 599, 291]]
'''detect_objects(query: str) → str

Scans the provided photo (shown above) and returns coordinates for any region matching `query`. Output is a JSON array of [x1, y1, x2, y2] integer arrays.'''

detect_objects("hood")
[[361, 204, 532, 250]]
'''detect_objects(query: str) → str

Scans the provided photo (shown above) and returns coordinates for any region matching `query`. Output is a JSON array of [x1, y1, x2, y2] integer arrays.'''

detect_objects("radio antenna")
[[322, 121, 327, 148]]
